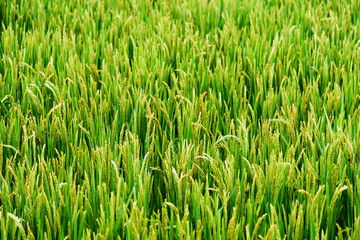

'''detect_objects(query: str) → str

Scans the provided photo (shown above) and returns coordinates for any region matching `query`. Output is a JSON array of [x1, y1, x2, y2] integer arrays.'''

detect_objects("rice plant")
[[0, 0, 360, 239]]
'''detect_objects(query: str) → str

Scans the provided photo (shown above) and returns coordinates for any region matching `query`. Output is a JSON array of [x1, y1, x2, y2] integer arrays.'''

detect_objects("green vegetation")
[[1, 0, 360, 239]]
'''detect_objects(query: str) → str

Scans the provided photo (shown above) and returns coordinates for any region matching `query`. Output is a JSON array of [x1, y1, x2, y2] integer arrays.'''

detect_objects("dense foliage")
[[1, 0, 360, 239]]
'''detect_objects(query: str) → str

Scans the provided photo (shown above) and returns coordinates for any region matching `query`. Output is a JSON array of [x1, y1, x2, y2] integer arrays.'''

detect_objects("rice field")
[[1, 0, 360, 239]]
